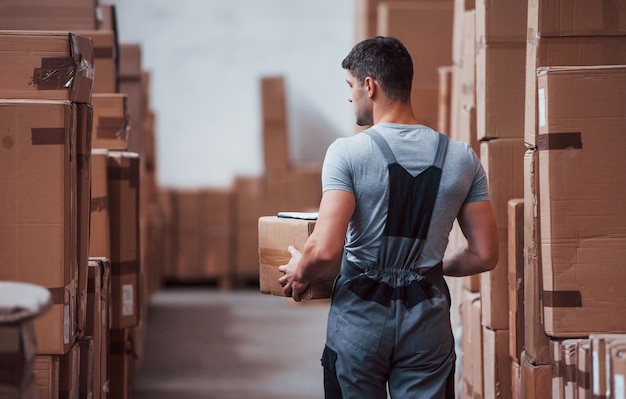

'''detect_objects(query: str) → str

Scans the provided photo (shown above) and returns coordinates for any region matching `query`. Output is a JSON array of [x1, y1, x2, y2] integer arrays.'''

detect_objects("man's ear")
[[364, 77, 375, 98]]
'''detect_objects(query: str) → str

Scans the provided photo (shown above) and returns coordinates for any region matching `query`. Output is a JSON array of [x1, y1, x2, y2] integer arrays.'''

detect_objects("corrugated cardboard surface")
[[107, 151, 140, 329], [258, 216, 339, 300], [75, 29, 118, 94], [32, 355, 59, 399], [89, 149, 111, 260], [87, 258, 110, 399], [0, 31, 93, 103], [521, 350, 552, 398], [508, 199, 524, 363], [479, 138, 524, 330], [92, 93, 129, 151], [528, 0, 626, 37], [0, 0, 98, 31], [378, 1, 454, 129], [537, 66, 626, 337], [59, 343, 79, 399], [261, 76, 289, 172], [0, 100, 78, 354], [475, 0, 527, 43], [524, 35, 626, 146], [482, 327, 511, 399]]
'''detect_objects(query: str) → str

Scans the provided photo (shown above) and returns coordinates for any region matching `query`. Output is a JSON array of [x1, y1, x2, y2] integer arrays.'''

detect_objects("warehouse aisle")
[[132, 288, 329, 399]]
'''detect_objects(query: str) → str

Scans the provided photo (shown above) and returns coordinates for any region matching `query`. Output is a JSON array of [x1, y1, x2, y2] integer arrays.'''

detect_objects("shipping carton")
[[87, 258, 111, 399], [108, 328, 134, 399], [261, 76, 290, 172], [474, 0, 527, 42], [89, 149, 111, 260], [0, 0, 98, 31], [524, 35, 626, 146], [508, 199, 524, 363], [59, 343, 79, 399], [91, 93, 129, 150], [258, 216, 339, 299], [107, 151, 141, 329], [378, 1, 454, 130], [482, 327, 511, 399], [0, 100, 79, 354], [74, 29, 118, 93], [528, 0, 626, 37], [0, 31, 93, 103], [577, 340, 591, 399], [537, 66, 626, 337], [479, 138, 524, 330], [118, 43, 144, 154], [32, 355, 59, 399], [521, 350, 552, 398]]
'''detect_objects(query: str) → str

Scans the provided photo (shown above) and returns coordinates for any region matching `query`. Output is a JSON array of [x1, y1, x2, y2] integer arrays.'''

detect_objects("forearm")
[[442, 245, 496, 277], [296, 236, 342, 283]]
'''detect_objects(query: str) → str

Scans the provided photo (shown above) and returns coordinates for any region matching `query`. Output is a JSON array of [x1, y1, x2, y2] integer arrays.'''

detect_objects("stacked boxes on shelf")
[[0, 1, 160, 398]]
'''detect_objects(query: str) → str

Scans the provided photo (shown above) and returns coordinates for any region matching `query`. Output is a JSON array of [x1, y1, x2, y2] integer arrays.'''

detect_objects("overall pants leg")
[[322, 130, 456, 399]]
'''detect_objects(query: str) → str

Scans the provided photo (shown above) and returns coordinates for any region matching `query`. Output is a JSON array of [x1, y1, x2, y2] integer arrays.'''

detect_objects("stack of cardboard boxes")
[[356, 0, 626, 398], [0, 1, 160, 398], [432, 0, 626, 398]]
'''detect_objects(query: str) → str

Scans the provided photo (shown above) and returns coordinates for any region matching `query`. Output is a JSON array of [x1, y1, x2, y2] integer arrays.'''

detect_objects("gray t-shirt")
[[321, 122, 489, 270]]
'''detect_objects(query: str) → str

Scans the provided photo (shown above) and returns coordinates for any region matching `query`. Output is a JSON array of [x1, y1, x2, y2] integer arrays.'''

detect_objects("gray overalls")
[[322, 129, 456, 399]]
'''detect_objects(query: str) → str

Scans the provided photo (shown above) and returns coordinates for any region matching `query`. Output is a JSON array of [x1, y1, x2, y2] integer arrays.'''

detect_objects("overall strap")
[[433, 132, 449, 169], [364, 128, 397, 164]]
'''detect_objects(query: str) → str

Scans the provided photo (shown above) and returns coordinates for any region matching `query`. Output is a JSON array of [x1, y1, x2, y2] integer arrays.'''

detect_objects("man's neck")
[[374, 101, 419, 125]]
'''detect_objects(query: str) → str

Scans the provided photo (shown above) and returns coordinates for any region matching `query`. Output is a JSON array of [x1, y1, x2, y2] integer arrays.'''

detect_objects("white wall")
[[108, 0, 356, 188]]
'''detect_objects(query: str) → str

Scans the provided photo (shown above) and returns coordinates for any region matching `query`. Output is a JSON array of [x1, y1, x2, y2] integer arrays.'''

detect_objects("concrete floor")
[[131, 288, 330, 399]]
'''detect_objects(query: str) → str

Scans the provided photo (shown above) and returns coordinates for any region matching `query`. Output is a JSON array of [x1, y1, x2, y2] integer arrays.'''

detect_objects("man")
[[278, 36, 498, 399]]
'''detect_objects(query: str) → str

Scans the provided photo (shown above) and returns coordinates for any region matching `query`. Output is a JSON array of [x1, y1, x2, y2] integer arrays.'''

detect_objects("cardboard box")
[[378, 1, 454, 130], [577, 339, 591, 399], [460, 290, 479, 398], [78, 338, 94, 399], [611, 341, 626, 399], [523, 149, 551, 365], [91, 93, 129, 151], [524, 35, 626, 146], [89, 149, 111, 260], [76, 103, 93, 340], [354, 0, 387, 42], [479, 139, 524, 330], [0, 321, 38, 395], [108, 328, 134, 399], [261, 76, 290, 172], [87, 258, 111, 399], [118, 43, 145, 154], [528, 0, 626, 37], [482, 327, 511, 399], [511, 358, 522, 399], [258, 216, 339, 299], [508, 199, 524, 363], [521, 350, 552, 399], [32, 355, 59, 399], [0, 100, 79, 354], [537, 66, 626, 337], [0, 31, 93, 103], [107, 151, 140, 329], [550, 339, 565, 399], [75, 29, 118, 94], [590, 334, 626, 398], [0, 0, 98, 31], [437, 65, 453, 135], [59, 343, 79, 399], [562, 339, 578, 398], [474, 0, 527, 43]]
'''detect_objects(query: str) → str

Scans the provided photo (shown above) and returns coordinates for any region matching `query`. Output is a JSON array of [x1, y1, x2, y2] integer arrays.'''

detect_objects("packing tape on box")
[[30, 128, 67, 145], [90, 197, 108, 212], [537, 132, 582, 151], [47, 287, 66, 305], [543, 290, 583, 307], [259, 247, 290, 266], [107, 158, 139, 188], [96, 117, 125, 139], [32, 57, 75, 90], [111, 261, 139, 276]]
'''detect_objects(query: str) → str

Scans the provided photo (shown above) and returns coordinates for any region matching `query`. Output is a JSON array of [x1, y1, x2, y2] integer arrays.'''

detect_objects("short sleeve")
[[464, 147, 490, 204], [321, 138, 354, 194]]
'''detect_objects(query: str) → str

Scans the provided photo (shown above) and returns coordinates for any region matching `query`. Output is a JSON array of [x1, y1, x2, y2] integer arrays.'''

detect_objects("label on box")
[[122, 284, 134, 316], [538, 88, 546, 128], [64, 305, 70, 344]]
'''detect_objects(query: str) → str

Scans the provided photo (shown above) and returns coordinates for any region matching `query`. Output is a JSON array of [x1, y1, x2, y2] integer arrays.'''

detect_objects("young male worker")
[[278, 36, 498, 399]]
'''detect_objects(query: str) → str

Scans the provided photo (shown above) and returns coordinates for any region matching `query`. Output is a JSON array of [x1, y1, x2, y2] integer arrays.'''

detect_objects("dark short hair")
[[341, 36, 413, 103]]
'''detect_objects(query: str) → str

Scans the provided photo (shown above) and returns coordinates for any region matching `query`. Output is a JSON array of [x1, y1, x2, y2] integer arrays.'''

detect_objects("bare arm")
[[278, 189, 355, 301], [443, 200, 499, 277]]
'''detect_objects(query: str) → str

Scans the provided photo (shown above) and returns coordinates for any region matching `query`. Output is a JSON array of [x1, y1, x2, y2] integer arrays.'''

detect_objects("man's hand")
[[278, 246, 310, 302]]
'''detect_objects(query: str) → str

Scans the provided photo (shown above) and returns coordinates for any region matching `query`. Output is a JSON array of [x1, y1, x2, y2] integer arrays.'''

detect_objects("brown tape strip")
[[537, 132, 583, 151], [31, 128, 66, 145], [94, 46, 114, 59], [48, 287, 65, 305], [564, 364, 577, 383], [551, 359, 563, 377], [77, 153, 90, 171], [259, 247, 290, 266], [577, 368, 591, 390], [33, 57, 74, 90], [111, 260, 139, 276], [543, 290, 583, 307], [107, 161, 139, 189], [90, 197, 108, 212], [96, 117, 124, 139], [87, 278, 96, 294]]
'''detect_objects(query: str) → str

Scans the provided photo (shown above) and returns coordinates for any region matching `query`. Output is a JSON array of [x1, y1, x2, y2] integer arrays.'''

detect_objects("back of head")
[[341, 36, 413, 103]]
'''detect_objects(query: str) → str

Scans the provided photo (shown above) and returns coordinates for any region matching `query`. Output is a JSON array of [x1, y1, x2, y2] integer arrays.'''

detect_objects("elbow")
[[482, 244, 499, 273]]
